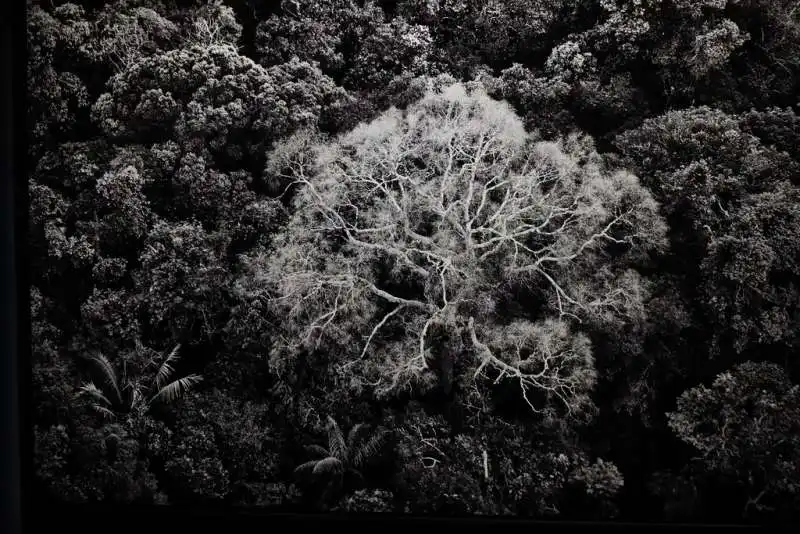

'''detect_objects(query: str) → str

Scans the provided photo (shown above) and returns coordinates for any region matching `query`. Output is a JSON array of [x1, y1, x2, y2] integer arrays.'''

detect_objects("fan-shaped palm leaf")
[[313, 456, 343, 476], [77, 382, 113, 407], [326, 416, 347, 462], [294, 459, 319, 476], [92, 404, 117, 421], [149, 374, 203, 405], [155, 344, 181, 389], [304, 444, 330, 459], [352, 429, 388, 469], [84, 353, 122, 405]]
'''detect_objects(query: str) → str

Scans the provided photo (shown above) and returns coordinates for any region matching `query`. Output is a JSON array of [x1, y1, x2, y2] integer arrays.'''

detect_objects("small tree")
[[294, 416, 388, 507], [667, 361, 800, 517], [76, 343, 203, 422], [295, 416, 388, 484], [240, 82, 666, 418]]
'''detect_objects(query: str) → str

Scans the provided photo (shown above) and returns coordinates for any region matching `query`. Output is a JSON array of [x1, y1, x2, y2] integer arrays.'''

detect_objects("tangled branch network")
[[242, 82, 666, 416]]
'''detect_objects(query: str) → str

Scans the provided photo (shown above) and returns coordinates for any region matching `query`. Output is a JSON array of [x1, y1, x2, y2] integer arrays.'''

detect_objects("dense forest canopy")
[[27, 0, 800, 523]]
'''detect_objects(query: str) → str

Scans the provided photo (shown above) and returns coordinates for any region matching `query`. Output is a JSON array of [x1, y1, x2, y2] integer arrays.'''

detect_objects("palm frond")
[[327, 416, 347, 462], [77, 382, 112, 407], [312, 456, 342, 476], [92, 404, 117, 421], [83, 352, 122, 405], [304, 444, 330, 459], [294, 460, 319, 475], [155, 344, 182, 389], [149, 374, 203, 406], [352, 429, 388, 469], [347, 423, 367, 448]]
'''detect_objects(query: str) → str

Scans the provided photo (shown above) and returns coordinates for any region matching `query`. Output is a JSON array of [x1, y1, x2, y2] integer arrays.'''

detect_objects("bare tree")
[[240, 82, 666, 417]]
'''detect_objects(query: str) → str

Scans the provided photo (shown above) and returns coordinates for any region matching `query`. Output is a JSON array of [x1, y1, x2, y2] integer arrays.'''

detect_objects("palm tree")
[[295, 416, 388, 487], [76, 343, 203, 422]]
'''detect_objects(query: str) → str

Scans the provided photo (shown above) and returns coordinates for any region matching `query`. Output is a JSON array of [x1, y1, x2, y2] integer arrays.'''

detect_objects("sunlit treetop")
[[237, 82, 667, 420]]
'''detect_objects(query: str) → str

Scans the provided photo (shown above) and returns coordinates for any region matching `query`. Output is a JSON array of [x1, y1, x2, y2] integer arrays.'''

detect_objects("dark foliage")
[[27, 0, 800, 523]]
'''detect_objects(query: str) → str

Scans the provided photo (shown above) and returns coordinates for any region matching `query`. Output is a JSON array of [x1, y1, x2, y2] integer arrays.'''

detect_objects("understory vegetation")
[[28, 0, 800, 523]]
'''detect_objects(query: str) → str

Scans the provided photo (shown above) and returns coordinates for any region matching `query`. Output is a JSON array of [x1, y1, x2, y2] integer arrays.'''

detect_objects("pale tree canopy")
[[238, 82, 667, 419]]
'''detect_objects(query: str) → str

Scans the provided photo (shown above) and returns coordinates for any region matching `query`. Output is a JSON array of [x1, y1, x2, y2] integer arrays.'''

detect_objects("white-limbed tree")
[[239, 81, 667, 419]]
